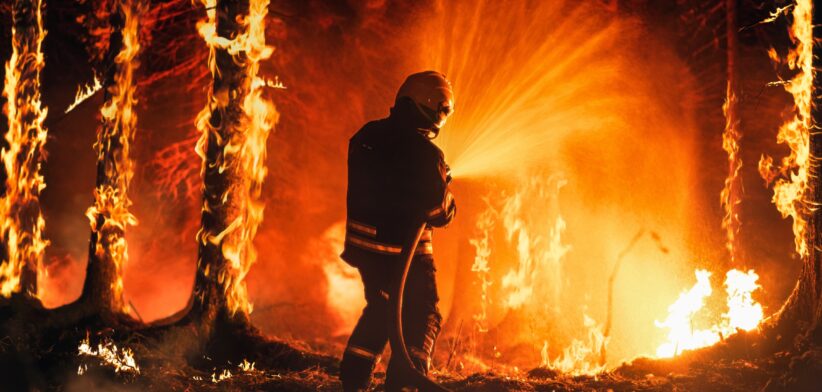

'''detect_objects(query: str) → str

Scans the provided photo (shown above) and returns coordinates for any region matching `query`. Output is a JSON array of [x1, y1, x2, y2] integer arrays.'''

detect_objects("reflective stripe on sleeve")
[[426, 191, 454, 219], [346, 345, 380, 361], [347, 219, 377, 237], [346, 233, 433, 256]]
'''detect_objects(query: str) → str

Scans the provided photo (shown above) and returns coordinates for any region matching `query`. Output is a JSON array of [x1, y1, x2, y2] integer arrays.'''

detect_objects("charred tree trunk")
[[80, 0, 141, 316], [0, 0, 48, 301]]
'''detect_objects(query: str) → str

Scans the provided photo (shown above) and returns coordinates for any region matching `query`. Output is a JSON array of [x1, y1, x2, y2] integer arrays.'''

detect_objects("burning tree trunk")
[[761, 0, 821, 342], [0, 0, 49, 301], [786, 0, 822, 340], [80, 0, 142, 315], [188, 0, 275, 328], [720, 0, 742, 265]]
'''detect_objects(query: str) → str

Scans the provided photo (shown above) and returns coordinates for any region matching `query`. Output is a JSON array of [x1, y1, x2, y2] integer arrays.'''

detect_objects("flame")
[[77, 333, 140, 374], [469, 206, 494, 332], [499, 178, 569, 310], [655, 269, 763, 358], [758, 0, 813, 257], [65, 75, 102, 114], [541, 313, 608, 376], [720, 85, 742, 263], [86, 0, 142, 312], [194, 0, 277, 315], [238, 358, 255, 372], [212, 369, 232, 383], [0, 0, 49, 298], [209, 359, 255, 383]]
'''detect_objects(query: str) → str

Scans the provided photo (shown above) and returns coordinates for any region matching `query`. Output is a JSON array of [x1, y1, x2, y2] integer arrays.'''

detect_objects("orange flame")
[[469, 205, 494, 333], [77, 332, 140, 374], [195, 0, 277, 316], [541, 313, 607, 376], [499, 177, 569, 310], [655, 269, 763, 358], [86, 0, 143, 312], [0, 0, 50, 298], [65, 75, 102, 114], [758, 0, 813, 257], [720, 84, 742, 263]]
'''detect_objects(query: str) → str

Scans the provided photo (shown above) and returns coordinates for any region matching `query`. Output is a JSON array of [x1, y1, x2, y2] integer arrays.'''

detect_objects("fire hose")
[[388, 221, 451, 392]]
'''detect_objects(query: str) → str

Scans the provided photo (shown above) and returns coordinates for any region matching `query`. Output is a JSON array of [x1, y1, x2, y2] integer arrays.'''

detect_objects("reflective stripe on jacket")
[[346, 219, 434, 256]]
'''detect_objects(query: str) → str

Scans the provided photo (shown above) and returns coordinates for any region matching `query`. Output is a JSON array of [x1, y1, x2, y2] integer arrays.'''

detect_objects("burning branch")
[[65, 75, 102, 114], [81, 0, 143, 314], [190, 0, 277, 322], [0, 0, 50, 299]]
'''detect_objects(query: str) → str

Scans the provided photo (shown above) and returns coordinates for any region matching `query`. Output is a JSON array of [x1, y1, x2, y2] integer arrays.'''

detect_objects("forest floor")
[[3, 326, 820, 392]]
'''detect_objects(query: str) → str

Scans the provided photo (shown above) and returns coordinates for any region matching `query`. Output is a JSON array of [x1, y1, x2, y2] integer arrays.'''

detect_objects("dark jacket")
[[342, 100, 456, 264]]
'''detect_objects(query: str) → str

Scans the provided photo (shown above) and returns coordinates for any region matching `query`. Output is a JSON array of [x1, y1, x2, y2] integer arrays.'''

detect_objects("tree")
[[80, 0, 142, 315], [0, 0, 49, 301], [186, 0, 275, 330], [774, 0, 822, 342]]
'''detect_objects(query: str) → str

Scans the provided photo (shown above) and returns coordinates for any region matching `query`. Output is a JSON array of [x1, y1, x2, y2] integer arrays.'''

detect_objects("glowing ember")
[[0, 0, 50, 298], [77, 334, 140, 374], [655, 269, 763, 358], [85, 0, 143, 312], [758, 0, 813, 257], [194, 0, 278, 316], [65, 75, 102, 114]]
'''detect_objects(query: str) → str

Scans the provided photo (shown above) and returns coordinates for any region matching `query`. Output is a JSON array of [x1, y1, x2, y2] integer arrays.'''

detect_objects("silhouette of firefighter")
[[340, 71, 457, 391]]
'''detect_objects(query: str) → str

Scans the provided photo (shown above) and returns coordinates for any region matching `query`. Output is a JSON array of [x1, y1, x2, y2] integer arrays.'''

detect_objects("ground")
[[6, 328, 818, 392]]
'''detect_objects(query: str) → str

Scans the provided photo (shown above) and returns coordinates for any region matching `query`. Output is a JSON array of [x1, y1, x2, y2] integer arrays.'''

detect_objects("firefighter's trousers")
[[340, 254, 442, 391]]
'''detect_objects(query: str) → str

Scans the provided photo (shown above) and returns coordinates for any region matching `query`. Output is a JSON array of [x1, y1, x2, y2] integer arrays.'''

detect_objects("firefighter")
[[339, 71, 457, 391]]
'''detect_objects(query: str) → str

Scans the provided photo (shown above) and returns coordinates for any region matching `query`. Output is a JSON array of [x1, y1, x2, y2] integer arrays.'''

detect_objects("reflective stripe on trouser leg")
[[345, 345, 380, 361]]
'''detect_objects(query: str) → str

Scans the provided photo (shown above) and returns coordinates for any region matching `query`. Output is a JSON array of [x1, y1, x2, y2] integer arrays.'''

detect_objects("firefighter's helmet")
[[395, 71, 454, 132]]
